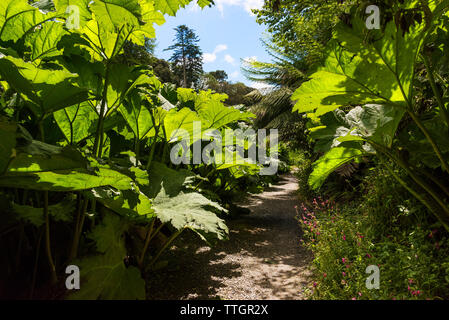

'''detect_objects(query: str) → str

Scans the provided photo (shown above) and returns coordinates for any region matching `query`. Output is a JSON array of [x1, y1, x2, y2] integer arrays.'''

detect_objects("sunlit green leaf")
[[309, 147, 364, 190], [25, 22, 67, 61], [54, 102, 99, 144], [70, 213, 145, 300], [0, 0, 58, 42], [0, 55, 88, 117]]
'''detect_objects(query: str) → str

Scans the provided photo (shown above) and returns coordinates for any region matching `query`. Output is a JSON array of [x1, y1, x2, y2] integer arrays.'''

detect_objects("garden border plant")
[[0, 0, 279, 299], [292, 0, 449, 230]]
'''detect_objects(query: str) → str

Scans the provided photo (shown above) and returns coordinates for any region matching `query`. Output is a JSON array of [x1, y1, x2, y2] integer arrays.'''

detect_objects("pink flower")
[[342, 235, 346, 241], [366, 254, 372, 258], [323, 273, 327, 278], [313, 282, 317, 287], [358, 292, 362, 296], [342, 258, 346, 263], [351, 297, 356, 300], [342, 272, 346, 277]]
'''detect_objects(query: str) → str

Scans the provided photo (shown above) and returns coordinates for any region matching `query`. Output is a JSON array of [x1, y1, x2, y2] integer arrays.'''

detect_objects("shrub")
[[298, 167, 449, 300], [291, 150, 317, 203]]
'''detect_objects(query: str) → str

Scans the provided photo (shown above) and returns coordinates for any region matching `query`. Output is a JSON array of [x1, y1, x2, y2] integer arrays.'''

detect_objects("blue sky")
[[153, 1, 271, 89]]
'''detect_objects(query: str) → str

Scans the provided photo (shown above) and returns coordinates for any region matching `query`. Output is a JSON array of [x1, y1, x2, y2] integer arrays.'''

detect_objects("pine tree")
[[165, 25, 203, 88]]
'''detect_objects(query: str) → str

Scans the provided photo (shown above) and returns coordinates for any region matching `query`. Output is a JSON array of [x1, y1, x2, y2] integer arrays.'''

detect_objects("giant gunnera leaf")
[[85, 187, 154, 218], [0, 55, 88, 118], [310, 104, 405, 153], [12, 196, 76, 227], [0, 129, 135, 191], [291, 1, 447, 117], [152, 189, 229, 242], [69, 213, 145, 300], [0, 0, 58, 43], [146, 161, 228, 242], [154, 0, 213, 16], [309, 147, 364, 190]]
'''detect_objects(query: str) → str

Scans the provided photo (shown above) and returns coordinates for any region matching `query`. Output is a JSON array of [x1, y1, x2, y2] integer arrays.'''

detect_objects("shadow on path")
[[147, 173, 312, 300]]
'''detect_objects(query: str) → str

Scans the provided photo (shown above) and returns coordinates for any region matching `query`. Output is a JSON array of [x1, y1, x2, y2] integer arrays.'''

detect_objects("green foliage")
[[54, 102, 98, 144], [254, 0, 359, 65], [195, 97, 254, 129], [13, 196, 76, 227], [70, 213, 146, 300], [0, 55, 89, 118], [0, 119, 16, 174], [292, 1, 449, 228], [165, 25, 203, 88], [0, 0, 270, 300], [199, 73, 254, 107], [290, 150, 317, 203], [209, 70, 228, 82], [242, 38, 311, 149], [309, 147, 363, 190], [119, 91, 156, 141], [155, 0, 213, 16], [146, 161, 228, 241], [299, 167, 449, 300], [152, 190, 228, 241], [0, 0, 59, 42]]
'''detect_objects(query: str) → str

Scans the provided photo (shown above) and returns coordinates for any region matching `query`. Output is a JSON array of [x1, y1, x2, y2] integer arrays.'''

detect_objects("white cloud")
[[230, 71, 240, 79], [224, 54, 235, 65], [215, 0, 264, 16], [203, 44, 228, 63], [215, 44, 228, 53], [203, 53, 217, 63]]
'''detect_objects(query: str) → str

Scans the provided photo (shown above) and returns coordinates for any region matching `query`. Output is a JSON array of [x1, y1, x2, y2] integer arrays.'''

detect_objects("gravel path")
[[147, 173, 312, 300]]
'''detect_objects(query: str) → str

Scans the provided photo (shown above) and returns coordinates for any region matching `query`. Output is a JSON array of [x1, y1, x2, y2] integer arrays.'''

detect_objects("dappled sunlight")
[[147, 174, 312, 300]]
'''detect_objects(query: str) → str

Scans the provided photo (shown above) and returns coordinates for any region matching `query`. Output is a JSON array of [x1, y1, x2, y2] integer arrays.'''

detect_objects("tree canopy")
[[165, 25, 203, 88]]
